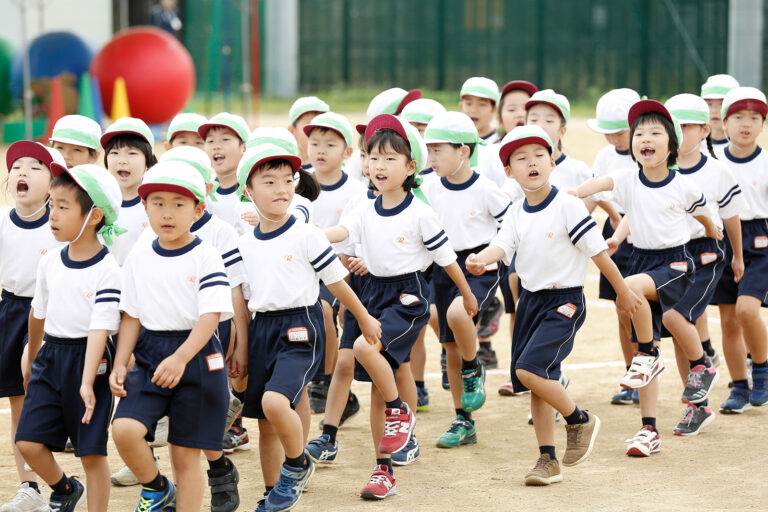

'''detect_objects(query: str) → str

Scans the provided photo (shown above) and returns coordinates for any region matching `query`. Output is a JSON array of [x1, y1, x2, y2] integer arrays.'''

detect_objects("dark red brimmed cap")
[[137, 182, 197, 201], [725, 99, 768, 119], [364, 114, 407, 144], [395, 89, 422, 114], [628, 99, 673, 128], [355, 123, 367, 135], [6, 141, 68, 176], [501, 80, 538, 98]]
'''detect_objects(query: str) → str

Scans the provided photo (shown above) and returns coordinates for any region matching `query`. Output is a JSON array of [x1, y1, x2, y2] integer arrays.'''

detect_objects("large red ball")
[[90, 27, 195, 124]]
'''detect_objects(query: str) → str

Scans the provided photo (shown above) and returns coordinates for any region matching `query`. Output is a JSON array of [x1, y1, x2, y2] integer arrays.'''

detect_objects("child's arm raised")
[[572, 176, 615, 199], [327, 280, 381, 345], [466, 246, 506, 275], [153, 312, 221, 389], [81, 329, 109, 424], [693, 214, 724, 240], [325, 225, 350, 244]]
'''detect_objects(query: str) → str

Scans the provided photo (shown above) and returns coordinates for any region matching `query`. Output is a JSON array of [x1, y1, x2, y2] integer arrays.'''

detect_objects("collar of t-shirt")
[[253, 214, 297, 240], [60, 244, 110, 269], [319, 171, 349, 192], [638, 168, 676, 188], [522, 185, 558, 213], [440, 171, 480, 191], [215, 178, 238, 196], [192, 210, 213, 232], [374, 192, 414, 217], [724, 145, 762, 164], [555, 153, 566, 166], [10, 206, 50, 230], [151, 235, 202, 257], [122, 196, 142, 208], [615, 148, 629, 156], [677, 154, 707, 175]]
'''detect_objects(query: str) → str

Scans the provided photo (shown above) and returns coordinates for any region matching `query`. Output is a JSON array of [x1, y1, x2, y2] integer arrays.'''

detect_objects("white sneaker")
[[225, 390, 244, 434], [149, 416, 169, 448], [111, 456, 159, 487], [625, 426, 661, 457], [1, 483, 49, 512], [620, 352, 664, 389]]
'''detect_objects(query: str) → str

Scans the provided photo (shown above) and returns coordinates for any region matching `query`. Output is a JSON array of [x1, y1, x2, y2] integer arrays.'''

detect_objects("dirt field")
[[1, 117, 767, 511]]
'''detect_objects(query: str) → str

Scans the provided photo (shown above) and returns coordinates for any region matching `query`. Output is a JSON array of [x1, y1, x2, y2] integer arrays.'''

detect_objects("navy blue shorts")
[[712, 219, 768, 304], [510, 287, 585, 394], [498, 255, 517, 314], [433, 245, 506, 343], [244, 303, 325, 419], [674, 238, 725, 321], [354, 272, 431, 382], [340, 273, 369, 350], [0, 290, 32, 397], [16, 335, 114, 457], [113, 329, 228, 451], [216, 319, 232, 356], [598, 218, 634, 301], [318, 281, 340, 339], [629, 245, 694, 342]]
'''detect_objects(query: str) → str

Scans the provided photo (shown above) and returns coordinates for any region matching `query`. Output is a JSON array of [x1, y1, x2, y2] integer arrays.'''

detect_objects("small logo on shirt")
[[84, 291, 94, 299], [40, 249, 47, 255], [755, 236, 768, 249], [397, 237, 405, 243], [288, 327, 310, 342], [546, 232, 554, 239], [189, 276, 196, 283], [469, 210, 477, 217], [399, 294, 420, 306], [141, 221, 149, 228], [669, 204, 676, 210], [285, 255, 293, 262], [557, 303, 577, 318]]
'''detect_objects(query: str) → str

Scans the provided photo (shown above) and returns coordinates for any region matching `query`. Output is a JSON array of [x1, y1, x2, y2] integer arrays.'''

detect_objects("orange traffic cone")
[[110, 76, 131, 120], [40, 76, 65, 143]]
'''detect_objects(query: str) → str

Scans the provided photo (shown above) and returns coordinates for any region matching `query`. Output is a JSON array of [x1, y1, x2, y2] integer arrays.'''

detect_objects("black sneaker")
[[476, 297, 502, 338], [208, 458, 239, 512], [309, 380, 329, 414], [476, 346, 498, 369], [681, 365, 719, 404], [673, 401, 715, 436], [319, 392, 361, 429], [49, 477, 85, 512]]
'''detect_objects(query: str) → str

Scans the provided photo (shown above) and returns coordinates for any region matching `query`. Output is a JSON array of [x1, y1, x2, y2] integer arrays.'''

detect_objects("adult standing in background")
[[149, 0, 182, 37]]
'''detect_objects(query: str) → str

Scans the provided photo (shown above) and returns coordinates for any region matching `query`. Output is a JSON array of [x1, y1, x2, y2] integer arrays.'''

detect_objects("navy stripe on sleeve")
[[310, 246, 334, 266], [427, 237, 449, 251], [719, 189, 742, 208], [200, 280, 230, 291], [221, 248, 239, 259], [96, 288, 121, 296], [685, 194, 707, 213], [95, 297, 120, 304], [423, 230, 446, 246], [315, 253, 338, 272], [568, 216, 592, 238], [493, 202, 511, 220], [200, 272, 228, 284], [224, 256, 243, 267], [571, 220, 598, 245]]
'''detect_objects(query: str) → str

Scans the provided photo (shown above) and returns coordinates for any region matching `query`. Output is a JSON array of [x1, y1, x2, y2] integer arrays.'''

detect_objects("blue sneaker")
[[611, 387, 634, 405], [391, 435, 420, 466], [416, 386, 430, 412], [720, 386, 752, 414], [254, 491, 268, 512], [632, 389, 639, 403], [305, 434, 338, 464], [265, 460, 314, 511], [440, 352, 449, 390], [750, 367, 768, 406], [49, 477, 85, 512], [135, 479, 176, 512]]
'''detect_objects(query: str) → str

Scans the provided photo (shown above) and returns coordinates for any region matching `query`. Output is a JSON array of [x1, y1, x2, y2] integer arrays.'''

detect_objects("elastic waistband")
[[144, 329, 192, 338], [255, 302, 322, 318], [742, 218, 768, 227], [1, 289, 32, 301], [634, 245, 685, 255], [687, 237, 722, 249], [455, 244, 489, 259], [521, 286, 583, 296], [369, 271, 424, 283], [44, 334, 88, 345]]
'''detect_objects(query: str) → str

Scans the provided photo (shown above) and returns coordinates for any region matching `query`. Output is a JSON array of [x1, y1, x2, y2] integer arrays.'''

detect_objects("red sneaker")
[[378, 405, 415, 454], [360, 465, 396, 500]]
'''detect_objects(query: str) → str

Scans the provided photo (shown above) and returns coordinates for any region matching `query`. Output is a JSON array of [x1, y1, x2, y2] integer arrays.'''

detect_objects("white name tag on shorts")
[[755, 236, 768, 249], [206, 353, 224, 371], [557, 303, 577, 319], [287, 327, 309, 342], [96, 358, 108, 375], [485, 262, 499, 271], [399, 293, 420, 306], [670, 261, 688, 272], [700, 252, 717, 265]]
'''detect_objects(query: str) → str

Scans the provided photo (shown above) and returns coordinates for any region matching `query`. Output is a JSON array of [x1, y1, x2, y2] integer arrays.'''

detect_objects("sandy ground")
[[1, 118, 768, 511]]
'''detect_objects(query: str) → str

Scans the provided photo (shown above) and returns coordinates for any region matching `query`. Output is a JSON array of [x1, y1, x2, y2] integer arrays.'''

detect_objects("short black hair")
[[245, 158, 320, 201], [450, 142, 476, 159], [366, 129, 417, 192], [629, 112, 678, 169], [104, 134, 158, 169], [308, 126, 348, 148], [50, 172, 106, 231]]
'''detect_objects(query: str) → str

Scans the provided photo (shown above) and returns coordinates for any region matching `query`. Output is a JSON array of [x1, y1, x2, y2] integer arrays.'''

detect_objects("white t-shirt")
[[476, 144, 508, 188], [340, 192, 457, 276], [208, 179, 241, 228], [232, 194, 314, 236], [0, 207, 63, 297], [120, 237, 234, 330], [110, 196, 149, 266], [591, 146, 635, 212], [339, 189, 377, 257], [500, 153, 592, 206], [418, 168, 440, 188], [609, 168, 712, 249], [720, 146, 768, 221], [314, 171, 367, 253], [421, 172, 510, 251], [701, 138, 728, 160], [238, 215, 348, 312], [344, 150, 364, 183], [480, 130, 500, 145], [32, 246, 121, 338], [677, 153, 745, 238], [491, 187, 607, 291]]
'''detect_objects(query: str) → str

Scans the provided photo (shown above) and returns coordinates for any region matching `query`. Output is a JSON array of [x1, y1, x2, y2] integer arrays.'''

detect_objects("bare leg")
[[321, 300, 338, 376], [297, 386, 311, 443], [262, 391, 304, 459], [736, 295, 767, 363], [720, 304, 748, 380], [322, 349, 355, 427], [169, 444, 204, 512], [353, 337, 398, 401], [516, 370, 576, 416], [370, 385, 388, 461], [80, 455, 110, 511], [395, 362, 417, 412], [112, 418, 157, 483], [258, 419, 283, 488], [529, 393, 556, 448], [9, 395, 37, 483], [444, 342, 463, 408], [410, 328, 427, 382], [15, 441, 63, 486]]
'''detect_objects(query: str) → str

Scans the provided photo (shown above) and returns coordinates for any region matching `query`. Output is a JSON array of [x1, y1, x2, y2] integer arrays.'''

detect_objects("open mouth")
[[213, 153, 225, 164], [740, 130, 751, 138], [640, 146, 655, 158], [470, 117, 479, 123], [16, 180, 28, 195], [528, 170, 539, 178], [117, 170, 130, 179], [374, 173, 387, 183]]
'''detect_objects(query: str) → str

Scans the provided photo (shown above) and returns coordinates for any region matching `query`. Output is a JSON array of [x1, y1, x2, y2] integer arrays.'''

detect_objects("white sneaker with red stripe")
[[625, 426, 661, 457], [620, 352, 664, 389], [360, 465, 396, 500], [378, 404, 415, 454]]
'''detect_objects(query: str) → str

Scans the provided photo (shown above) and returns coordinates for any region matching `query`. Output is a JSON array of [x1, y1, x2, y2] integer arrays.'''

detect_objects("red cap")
[[498, 136, 552, 166], [137, 182, 198, 201], [725, 99, 768, 119], [627, 99, 673, 128], [395, 89, 422, 114], [501, 80, 538, 98], [6, 141, 65, 175], [355, 123, 367, 135], [364, 114, 407, 145]]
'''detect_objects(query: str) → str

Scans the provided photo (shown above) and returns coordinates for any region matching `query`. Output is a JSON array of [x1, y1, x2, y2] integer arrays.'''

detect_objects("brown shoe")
[[524, 454, 563, 486], [562, 411, 601, 466]]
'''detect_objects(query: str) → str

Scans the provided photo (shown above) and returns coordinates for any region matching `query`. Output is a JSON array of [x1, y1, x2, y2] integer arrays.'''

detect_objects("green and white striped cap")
[[246, 127, 298, 154], [498, 125, 554, 165], [701, 74, 740, 100], [721, 86, 768, 120], [364, 114, 427, 173], [167, 113, 208, 142], [101, 117, 154, 148], [302, 111, 354, 146], [50, 115, 103, 151], [665, 94, 710, 125], [423, 111, 486, 167], [138, 160, 207, 204], [160, 146, 217, 201], [460, 77, 500, 105], [587, 88, 640, 134], [401, 99, 447, 126], [366, 88, 422, 120], [525, 89, 571, 124], [288, 96, 330, 125], [198, 112, 250, 142], [236, 143, 302, 200], [51, 163, 126, 246]]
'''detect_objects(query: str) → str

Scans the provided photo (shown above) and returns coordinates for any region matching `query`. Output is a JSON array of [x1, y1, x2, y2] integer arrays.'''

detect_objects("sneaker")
[[308, 380, 329, 414], [222, 424, 251, 454], [208, 458, 239, 512], [461, 364, 486, 412], [225, 391, 244, 434], [391, 436, 420, 466], [1, 483, 49, 512], [360, 465, 396, 500], [63, 439, 74, 453], [440, 352, 449, 390], [476, 346, 498, 369], [720, 386, 753, 414], [163, 503, 176, 512], [340, 392, 360, 426], [750, 367, 768, 406], [265, 460, 314, 512], [149, 416, 169, 448], [134, 480, 175, 512], [416, 386, 430, 412], [620, 352, 664, 389], [435, 416, 477, 448], [681, 365, 719, 404], [563, 412, 600, 466], [707, 349, 721, 368], [254, 492, 268, 512], [378, 405, 415, 454], [559, 371, 570, 389], [306, 434, 338, 465], [632, 389, 640, 403], [498, 380, 528, 396], [625, 426, 661, 457], [524, 454, 563, 486], [112, 456, 159, 487], [673, 401, 715, 436], [611, 387, 635, 405], [476, 297, 502, 338], [49, 477, 85, 512]]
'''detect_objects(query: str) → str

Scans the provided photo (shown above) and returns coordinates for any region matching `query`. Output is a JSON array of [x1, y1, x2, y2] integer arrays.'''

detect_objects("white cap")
[[365, 87, 421, 120], [303, 112, 355, 146], [167, 113, 208, 141], [525, 89, 571, 124], [50, 115, 103, 151], [587, 88, 641, 133], [198, 112, 250, 142], [721, 86, 768, 120], [460, 77, 500, 104], [701, 74, 740, 99], [288, 96, 330, 125], [665, 94, 710, 125], [247, 127, 298, 154], [139, 160, 208, 204], [423, 111, 485, 166], [401, 99, 447, 126]]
